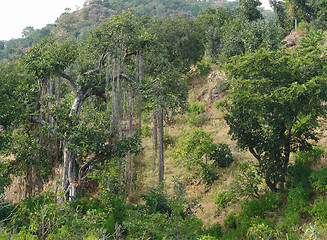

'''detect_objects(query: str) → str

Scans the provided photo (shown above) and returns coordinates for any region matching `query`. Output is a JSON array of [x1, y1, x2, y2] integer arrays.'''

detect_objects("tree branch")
[[31, 116, 56, 135], [120, 73, 136, 83], [60, 72, 79, 90]]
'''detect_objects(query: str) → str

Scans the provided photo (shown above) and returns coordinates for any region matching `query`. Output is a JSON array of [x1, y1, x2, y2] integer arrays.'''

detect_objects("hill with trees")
[[0, 0, 327, 239]]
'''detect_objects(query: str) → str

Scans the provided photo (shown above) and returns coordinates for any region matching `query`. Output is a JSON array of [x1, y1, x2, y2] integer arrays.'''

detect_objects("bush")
[[241, 192, 282, 219], [295, 146, 324, 165], [277, 209, 301, 237], [213, 98, 228, 110], [141, 125, 152, 138], [163, 130, 176, 147], [246, 223, 275, 240], [197, 58, 212, 76], [310, 197, 327, 224], [230, 162, 265, 200], [210, 143, 234, 168], [140, 185, 172, 215], [223, 213, 237, 231], [198, 162, 218, 185], [205, 222, 223, 238], [287, 186, 311, 215], [311, 168, 327, 193], [214, 191, 235, 211], [188, 101, 209, 126], [174, 128, 215, 169], [288, 159, 313, 189]]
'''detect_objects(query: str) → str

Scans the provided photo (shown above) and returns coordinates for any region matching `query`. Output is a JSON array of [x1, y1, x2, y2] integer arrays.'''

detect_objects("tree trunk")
[[158, 109, 164, 186], [125, 87, 134, 192], [152, 111, 158, 187], [62, 90, 84, 201], [138, 51, 143, 129], [106, 56, 111, 118]]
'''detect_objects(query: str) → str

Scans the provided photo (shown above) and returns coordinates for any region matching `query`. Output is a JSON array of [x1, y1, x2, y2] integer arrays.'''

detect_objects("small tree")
[[225, 36, 327, 192]]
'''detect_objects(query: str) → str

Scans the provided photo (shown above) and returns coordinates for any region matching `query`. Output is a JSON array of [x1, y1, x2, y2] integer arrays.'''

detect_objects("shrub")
[[163, 130, 176, 147], [223, 213, 237, 231], [214, 191, 235, 211], [287, 186, 311, 215], [241, 192, 282, 219], [198, 162, 218, 185], [210, 143, 234, 168], [141, 185, 172, 215], [311, 168, 327, 193], [230, 162, 265, 200], [141, 125, 152, 138], [188, 101, 209, 126], [288, 159, 313, 189], [213, 98, 228, 110], [295, 146, 324, 165], [197, 58, 212, 76], [246, 223, 275, 240], [310, 197, 327, 224], [205, 222, 223, 238], [174, 128, 215, 169], [277, 210, 301, 238]]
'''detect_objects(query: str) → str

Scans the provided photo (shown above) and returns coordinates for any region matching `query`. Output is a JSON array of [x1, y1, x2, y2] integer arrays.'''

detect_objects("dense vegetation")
[[0, 0, 326, 239]]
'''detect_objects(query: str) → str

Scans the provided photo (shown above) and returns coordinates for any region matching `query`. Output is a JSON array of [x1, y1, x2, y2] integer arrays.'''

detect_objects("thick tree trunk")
[[62, 90, 84, 201], [158, 109, 164, 186]]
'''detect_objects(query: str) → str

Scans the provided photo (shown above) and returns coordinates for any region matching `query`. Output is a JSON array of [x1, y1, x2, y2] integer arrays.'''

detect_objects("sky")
[[0, 0, 272, 41]]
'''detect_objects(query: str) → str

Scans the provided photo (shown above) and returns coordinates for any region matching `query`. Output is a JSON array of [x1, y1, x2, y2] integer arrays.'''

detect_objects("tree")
[[238, 0, 263, 21], [0, 61, 33, 151], [225, 35, 327, 192], [269, 0, 292, 33]]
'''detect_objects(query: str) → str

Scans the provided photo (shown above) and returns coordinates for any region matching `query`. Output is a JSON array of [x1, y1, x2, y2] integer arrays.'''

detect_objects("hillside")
[[0, 0, 327, 239], [0, 0, 274, 61]]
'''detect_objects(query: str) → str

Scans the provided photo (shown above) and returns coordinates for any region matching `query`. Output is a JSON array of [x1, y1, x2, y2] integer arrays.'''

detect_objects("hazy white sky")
[[0, 0, 272, 41], [0, 0, 86, 40]]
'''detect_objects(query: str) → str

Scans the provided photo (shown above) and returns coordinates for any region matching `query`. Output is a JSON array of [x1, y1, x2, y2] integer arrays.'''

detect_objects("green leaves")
[[21, 35, 77, 79], [225, 41, 327, 191]]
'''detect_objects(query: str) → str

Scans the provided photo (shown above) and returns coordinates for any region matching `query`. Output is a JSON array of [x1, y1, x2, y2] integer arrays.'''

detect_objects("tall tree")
[[238, 0, 263, 21], [225, 34, 327, 192]]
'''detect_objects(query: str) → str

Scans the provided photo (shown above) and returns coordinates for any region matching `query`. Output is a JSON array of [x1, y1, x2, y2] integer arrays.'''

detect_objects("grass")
[[132, 70, 256, 228]]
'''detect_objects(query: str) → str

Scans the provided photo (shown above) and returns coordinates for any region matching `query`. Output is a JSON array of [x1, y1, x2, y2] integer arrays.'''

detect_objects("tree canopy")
[[225, 33, 327, 191]]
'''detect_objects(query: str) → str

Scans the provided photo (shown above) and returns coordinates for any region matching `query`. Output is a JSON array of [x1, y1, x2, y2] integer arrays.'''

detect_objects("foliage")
[[196, 58, 212, 76], [205, 222, 223, 239], [238, 0, 263, 22], [215, 190, 235, 211], [187, 101, 209, 126], [174, 128, 215, 169], [197, 7, 282, 61], [230, 162, 266, 199], [210, 143, 234, 168], [0, 61, 33, 151], [174, 128, 219, 183], [198, 162, 218, 185], [286, 186, 311, 216], [311, 168, 327, 193], [141, 125, 152, 138], [124, 185, 203, 239], [240, 192, 282, 219], [140, 184, 172, 215], [225, 43, 327, 192], [223, 213, 237, 231], [213, 98, 229, 110], [246, 223, 275, 240], [299, 29, 325, 49], [310, 197, 327, 225], [21, 35, 77, 79]]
